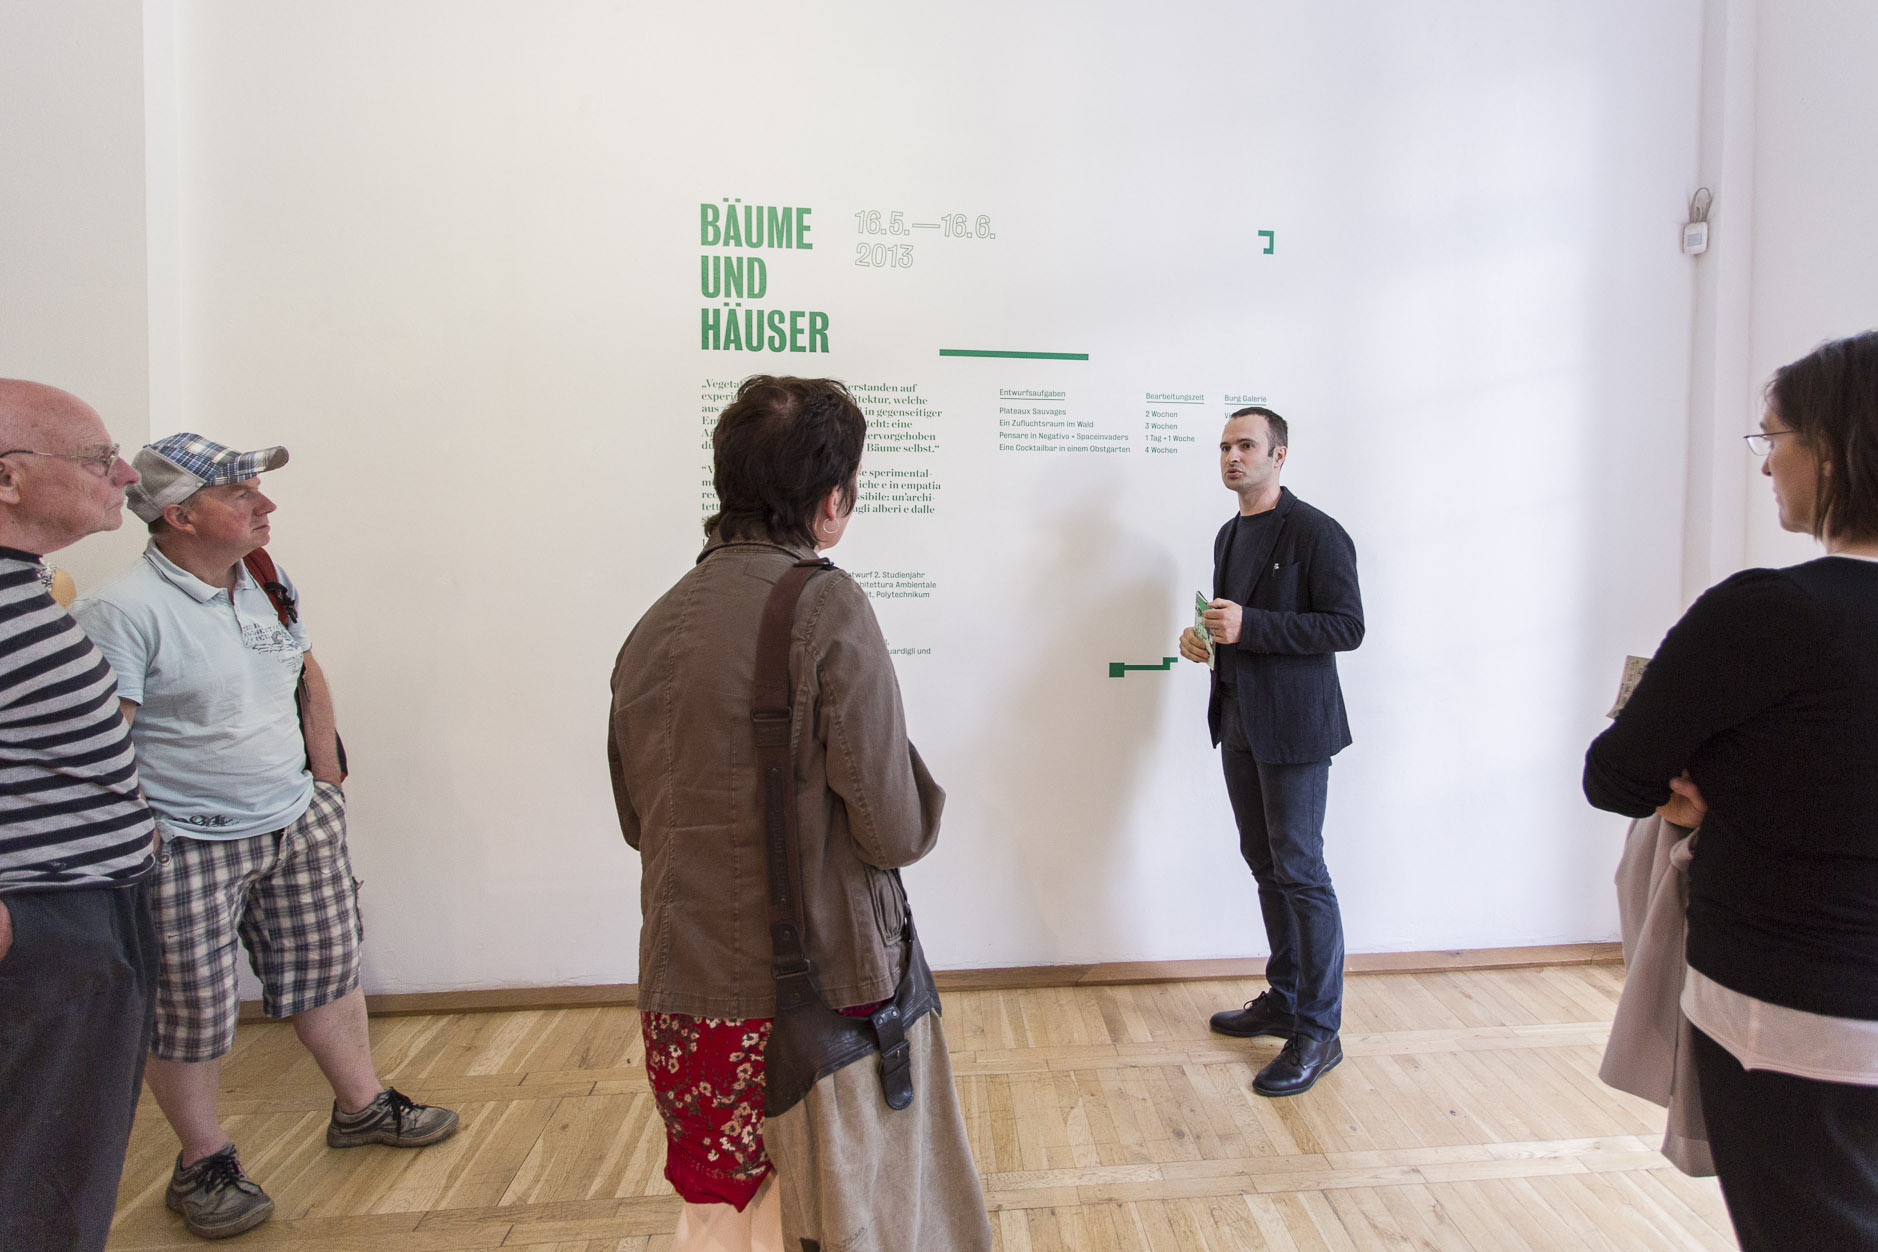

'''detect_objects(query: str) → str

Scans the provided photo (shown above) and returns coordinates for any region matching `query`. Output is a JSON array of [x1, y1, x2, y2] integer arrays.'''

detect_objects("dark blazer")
[[1207, 487, 1365, 763]]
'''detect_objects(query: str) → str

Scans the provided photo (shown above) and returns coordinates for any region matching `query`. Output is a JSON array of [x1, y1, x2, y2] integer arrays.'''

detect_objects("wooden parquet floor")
[[106, 965, 1736, 1251]]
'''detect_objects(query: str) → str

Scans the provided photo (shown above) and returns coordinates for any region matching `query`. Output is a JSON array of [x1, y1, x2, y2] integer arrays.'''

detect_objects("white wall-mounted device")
[[1683, 187, 1712, 255]]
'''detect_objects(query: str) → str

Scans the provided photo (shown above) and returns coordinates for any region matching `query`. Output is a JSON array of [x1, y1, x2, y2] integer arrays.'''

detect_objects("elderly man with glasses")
[[0, 380, 158, 1252]]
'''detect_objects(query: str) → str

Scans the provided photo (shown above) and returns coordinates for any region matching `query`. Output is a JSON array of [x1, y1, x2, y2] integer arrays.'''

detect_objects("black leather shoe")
[[1208, 991, 1295, 1039], [1252, 1035, 1342, 1096]]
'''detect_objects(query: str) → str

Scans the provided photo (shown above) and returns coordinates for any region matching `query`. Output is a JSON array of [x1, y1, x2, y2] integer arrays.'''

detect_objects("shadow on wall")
[[969, 479, 1177, 958]]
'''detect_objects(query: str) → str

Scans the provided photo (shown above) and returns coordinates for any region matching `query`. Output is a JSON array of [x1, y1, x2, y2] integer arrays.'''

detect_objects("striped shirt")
[[0, 548, 154, 890]]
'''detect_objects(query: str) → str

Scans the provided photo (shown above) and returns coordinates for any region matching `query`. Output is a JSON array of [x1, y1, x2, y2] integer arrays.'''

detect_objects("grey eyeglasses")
[[1743, 431, 1799, 456], [0, 443, 121, 475]]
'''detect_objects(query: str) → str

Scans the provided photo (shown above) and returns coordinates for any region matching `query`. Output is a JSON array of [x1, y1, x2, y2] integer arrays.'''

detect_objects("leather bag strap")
[[752, 557, 834, 1011]]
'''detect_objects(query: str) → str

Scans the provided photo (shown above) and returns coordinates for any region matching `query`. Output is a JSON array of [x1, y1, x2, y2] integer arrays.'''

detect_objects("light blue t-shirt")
[[73, 542, 314, 840]]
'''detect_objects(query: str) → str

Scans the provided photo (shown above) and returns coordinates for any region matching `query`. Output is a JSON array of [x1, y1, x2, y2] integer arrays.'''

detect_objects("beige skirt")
[[763, 1011, 992, 1252]]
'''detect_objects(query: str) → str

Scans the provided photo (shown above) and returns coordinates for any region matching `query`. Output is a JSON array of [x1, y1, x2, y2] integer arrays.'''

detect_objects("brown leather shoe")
[[1252, 1035, 1342, 1096], [1208, 991, 1295, 1039]]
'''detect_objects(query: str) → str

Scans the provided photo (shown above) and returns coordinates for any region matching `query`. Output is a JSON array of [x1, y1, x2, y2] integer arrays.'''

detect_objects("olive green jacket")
[[608, 537, 944, 1018]]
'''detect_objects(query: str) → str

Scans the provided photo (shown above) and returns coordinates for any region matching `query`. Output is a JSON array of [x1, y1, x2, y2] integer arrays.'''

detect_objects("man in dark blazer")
[[1178, 405, 1364, 1096]]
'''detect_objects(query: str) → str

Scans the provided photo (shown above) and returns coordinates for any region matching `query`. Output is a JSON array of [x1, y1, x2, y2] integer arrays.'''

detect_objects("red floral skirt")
[[642, 1013, 774, 1209], [642, 999, 888, 1211]]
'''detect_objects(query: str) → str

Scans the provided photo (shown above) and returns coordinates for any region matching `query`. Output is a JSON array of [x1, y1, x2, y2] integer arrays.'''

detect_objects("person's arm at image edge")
[[1584, 571, 1812, 817], [818, 579, 943, 869], [606, 688, 642, 851], [298, 652, 344, 785]]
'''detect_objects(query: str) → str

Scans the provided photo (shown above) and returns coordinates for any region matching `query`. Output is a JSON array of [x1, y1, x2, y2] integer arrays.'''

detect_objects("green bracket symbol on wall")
[[1258, 230, 1276, 254], [1108, 657, 1177, 678]]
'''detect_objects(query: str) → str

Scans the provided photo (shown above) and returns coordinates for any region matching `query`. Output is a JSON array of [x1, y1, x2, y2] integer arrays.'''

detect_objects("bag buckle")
[[773, 966, 816, 1012], [871, 1003, 915, 1110], [751, 708, 790, 747], [770, 920, 815, 1008]]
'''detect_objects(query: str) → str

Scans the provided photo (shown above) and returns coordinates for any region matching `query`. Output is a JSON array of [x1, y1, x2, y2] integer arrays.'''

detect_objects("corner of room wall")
[[144, 0, 183, 441], [1678, 0, 1759, 607], [0, 0, 155, 592]]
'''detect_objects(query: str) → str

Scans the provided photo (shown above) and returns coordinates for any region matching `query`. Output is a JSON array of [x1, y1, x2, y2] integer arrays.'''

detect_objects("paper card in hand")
[[1607, 655, 1650, 717]]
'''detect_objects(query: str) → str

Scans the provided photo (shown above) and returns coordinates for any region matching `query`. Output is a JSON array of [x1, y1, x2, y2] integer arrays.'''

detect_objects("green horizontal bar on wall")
[[1108, 657, 1177, 677], [939, 349, 1090, 361]]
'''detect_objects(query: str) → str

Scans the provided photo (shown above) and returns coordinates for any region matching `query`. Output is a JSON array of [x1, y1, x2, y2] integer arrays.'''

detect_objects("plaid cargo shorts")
[[150, 781, 363, 1062]]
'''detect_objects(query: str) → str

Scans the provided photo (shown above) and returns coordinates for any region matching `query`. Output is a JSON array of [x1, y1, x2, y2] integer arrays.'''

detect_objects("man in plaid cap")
[[72, 434, 457, 1241]]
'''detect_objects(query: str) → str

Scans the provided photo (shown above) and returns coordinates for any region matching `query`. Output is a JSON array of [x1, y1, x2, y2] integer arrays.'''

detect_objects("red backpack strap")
[[242, 550, 297, 627], [241, 549, 343, 779]]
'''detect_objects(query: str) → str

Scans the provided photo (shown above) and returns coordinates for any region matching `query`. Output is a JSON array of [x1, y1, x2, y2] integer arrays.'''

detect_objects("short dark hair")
[[706, 376, 866, 548], [1229, 405, 1288, 450], [1767, 331, 1878, 543]]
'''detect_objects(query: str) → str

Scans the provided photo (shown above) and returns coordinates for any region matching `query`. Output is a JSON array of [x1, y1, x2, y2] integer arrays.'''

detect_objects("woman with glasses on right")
[[1585, 331, 1878, 1250]]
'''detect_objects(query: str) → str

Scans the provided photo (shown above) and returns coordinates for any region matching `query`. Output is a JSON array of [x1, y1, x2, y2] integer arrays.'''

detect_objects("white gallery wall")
[[9, 0, 1862, 996], [1742, 0, 1878, 569], [0, 0, 153, 589]]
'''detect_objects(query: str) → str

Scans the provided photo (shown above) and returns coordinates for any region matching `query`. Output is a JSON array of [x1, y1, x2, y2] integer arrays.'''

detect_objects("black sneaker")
[[1208, 991, 1296, 1039], [326, 1087, 460, 1148], [165, 1144, 274, 1240]]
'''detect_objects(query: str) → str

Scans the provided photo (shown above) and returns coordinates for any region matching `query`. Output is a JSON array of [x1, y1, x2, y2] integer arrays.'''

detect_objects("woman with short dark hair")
[[1586, 332, 1878, 1249], [608, 376, 991, 1252], [705, 375, 865, 549]]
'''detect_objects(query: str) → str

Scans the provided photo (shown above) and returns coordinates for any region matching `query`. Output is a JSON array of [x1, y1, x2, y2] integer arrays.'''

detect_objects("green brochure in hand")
[[1195, 592, 1216, 669]]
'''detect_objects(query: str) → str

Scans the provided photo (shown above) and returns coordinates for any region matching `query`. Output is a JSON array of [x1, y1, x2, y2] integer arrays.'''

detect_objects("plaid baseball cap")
[[126, 433, 289, 523]]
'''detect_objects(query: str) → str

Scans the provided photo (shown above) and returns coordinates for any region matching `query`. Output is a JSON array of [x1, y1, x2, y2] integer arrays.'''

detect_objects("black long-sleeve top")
[[1585, 557, 1878, 1019]]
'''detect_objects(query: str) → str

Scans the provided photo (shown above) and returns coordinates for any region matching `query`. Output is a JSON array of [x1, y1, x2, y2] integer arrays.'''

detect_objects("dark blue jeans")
[[1220, 696, 1344, 1040], [0, 881, 157, 1252]]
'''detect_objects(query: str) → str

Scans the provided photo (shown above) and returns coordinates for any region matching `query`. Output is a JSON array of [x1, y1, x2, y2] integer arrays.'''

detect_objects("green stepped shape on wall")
[[1108, 657, 1178, 678]]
